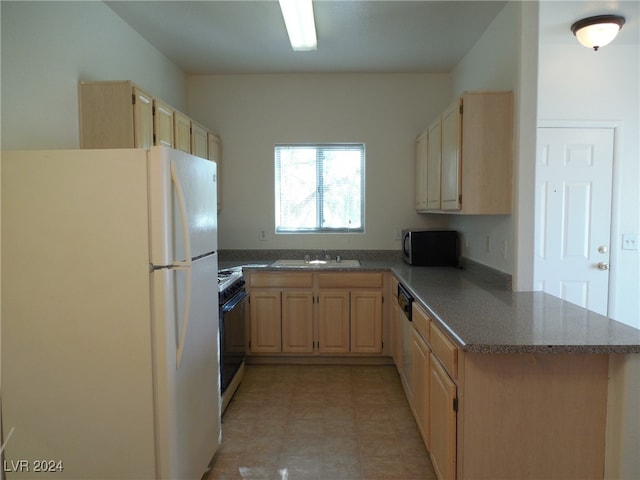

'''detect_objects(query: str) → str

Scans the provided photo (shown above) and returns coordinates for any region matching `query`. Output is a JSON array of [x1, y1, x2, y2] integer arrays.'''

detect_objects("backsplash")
[[219, 249, 512, 290], [219, 249, 402, 263], [459, 257, 512, 291]]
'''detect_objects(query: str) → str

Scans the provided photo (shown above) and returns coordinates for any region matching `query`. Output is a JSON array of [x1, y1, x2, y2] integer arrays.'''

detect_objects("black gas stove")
[[218, 267, 245, 304], [217, 266, 247, 402]]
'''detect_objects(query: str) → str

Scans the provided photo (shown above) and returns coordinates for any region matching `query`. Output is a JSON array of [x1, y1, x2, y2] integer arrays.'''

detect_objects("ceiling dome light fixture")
[[571, 15, 625, 51]]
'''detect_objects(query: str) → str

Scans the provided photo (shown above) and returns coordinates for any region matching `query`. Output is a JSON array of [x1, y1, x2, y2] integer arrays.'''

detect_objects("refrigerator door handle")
[[174, 264, 191, 368], [171, 161, 192, 267], [171, 161, 192, 368]]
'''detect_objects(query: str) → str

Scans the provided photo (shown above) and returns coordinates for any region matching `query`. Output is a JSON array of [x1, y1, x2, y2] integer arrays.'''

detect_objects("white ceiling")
[[105, 1, 509, 74]]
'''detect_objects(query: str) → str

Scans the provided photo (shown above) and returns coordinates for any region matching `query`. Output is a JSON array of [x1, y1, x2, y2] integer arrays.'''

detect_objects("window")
[[275, 144, 365, 233]]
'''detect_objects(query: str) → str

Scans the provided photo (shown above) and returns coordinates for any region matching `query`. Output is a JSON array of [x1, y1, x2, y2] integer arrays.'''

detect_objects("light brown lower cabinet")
[[318, 291, 350, 354], [246, 271, 384, 356], [249, 289, 315, 354], [408, 347, 611, 480], [457, 353, 608, 480], [402, 292, 610, 480], [390, 276, 404, 372], [429, 353, 457, 480], [249, 290, 281, 353], [350, 290, 383, 353], [421, 351, 609, 480], [391, 301, 403, 370], [281, 291, 314, 353], [411, 329, 430, 448]]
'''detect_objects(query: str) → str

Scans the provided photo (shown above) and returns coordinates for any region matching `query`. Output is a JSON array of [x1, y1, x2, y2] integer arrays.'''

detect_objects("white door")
[[534, 127, 614, 315]]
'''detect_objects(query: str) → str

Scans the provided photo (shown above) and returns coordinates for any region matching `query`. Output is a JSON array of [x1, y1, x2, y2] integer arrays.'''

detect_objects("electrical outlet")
[[622, 233, 638, 250], [258, 228, 267, 241], [394, 228, 402, 240]]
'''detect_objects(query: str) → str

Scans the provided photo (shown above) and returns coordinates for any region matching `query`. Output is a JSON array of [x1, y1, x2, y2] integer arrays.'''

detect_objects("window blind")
[[275, 144, 365, 233]]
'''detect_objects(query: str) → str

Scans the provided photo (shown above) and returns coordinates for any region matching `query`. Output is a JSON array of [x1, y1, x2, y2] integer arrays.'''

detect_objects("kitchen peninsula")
[[228, 252, 640, 480]]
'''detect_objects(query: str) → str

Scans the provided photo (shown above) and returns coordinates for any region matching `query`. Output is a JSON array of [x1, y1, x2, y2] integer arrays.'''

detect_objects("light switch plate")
[[622, 233, 638, 250]]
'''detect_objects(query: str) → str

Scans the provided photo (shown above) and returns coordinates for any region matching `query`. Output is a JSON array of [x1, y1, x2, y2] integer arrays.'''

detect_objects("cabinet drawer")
[[318, 272, 383, 289], [412, 303, 431, 343], [430, 322, 458, 379], [249, 272, 313, 288]]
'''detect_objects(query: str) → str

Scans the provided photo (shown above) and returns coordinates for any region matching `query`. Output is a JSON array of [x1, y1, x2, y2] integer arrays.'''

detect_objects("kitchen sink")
[[271, 259, 361, 268]]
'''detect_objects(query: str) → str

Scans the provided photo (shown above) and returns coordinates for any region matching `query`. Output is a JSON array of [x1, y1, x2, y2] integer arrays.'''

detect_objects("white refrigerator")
[[1, 147, 221, 479]]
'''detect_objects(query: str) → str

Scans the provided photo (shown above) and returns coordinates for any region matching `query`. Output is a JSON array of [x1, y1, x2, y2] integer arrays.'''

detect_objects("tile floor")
[[205, 364, 437, 480]]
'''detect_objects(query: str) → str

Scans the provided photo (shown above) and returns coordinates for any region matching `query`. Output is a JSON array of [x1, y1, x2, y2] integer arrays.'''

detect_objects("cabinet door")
[[249, 291, 281, 353], [282, 291, 314, 354], [391, 302, 403, 371], [132, 87, 153, 149], [412, 330, 430, 447], [207, 133, 222, 212], [318, 291, 350, 354], [350, 291, 383, 353], [440, 98, 462, 211], [174, 111, 192, 153], [426, 118, 442, 210], [79, 81, 135, 148], [415, 130, 428, 211], [191, 122, 209, 159], [153, 100, 174, 147], [429, 354, 457, 480]]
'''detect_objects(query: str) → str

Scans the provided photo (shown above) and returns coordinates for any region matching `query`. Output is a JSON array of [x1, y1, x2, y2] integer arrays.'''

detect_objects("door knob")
[[598, 245, 608, 254], [597, 262, 609, 271]]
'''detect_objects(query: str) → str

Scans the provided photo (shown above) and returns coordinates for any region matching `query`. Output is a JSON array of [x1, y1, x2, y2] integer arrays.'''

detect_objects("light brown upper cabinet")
[[79, 81, 153, 149], [415, 128, 428, 211], [79, 80, 223, 212], [79, 80, 220, 157], [417, 91, 513, 215], [153, 99, 175, 148], [426, 117, 442, 211], [191, 121, 209, 159], [173, 110, 192, 154]]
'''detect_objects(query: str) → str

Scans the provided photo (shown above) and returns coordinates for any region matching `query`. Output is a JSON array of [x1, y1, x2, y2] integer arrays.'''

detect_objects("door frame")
[[536, 119, 620, 318]]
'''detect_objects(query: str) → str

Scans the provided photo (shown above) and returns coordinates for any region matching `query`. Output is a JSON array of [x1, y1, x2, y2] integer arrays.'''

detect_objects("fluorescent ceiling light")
[[279, 0, 317, 51]]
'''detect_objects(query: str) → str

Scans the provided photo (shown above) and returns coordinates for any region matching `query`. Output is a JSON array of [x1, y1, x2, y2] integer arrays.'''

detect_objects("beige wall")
[[537, 2, 640, 477], [537, 2, 639, 329], [448, 2, 525, 276], [187, 73, 452, 250], [0, 1, 187, 150], [0, 5, 187, 471], [0, 0, 637, 477]]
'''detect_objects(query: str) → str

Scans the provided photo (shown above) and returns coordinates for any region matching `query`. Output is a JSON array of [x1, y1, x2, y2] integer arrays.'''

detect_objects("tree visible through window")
[[275, 144, 365, 233]]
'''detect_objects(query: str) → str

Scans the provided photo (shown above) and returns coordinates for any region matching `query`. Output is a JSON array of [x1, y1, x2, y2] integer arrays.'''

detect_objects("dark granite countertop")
[[228, 254, 640, 355], [389, 262, 640, 354]]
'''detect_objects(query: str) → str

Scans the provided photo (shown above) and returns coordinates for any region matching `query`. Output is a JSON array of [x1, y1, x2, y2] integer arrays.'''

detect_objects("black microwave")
[[402, 229, 459, 266]]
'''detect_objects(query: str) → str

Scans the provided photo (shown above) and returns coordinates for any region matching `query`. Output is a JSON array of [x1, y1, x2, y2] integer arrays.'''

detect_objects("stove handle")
[[222, 290, 249, 313]]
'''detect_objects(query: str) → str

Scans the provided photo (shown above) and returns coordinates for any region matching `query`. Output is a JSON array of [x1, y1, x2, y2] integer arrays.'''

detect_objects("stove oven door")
[[220, 289, 248, 394]]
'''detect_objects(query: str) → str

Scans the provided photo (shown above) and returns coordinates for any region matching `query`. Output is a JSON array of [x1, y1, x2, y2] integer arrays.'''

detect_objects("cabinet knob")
[[596, 262, 609, 271]]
